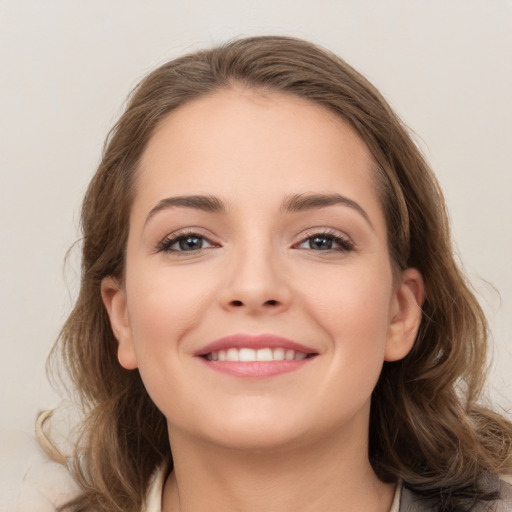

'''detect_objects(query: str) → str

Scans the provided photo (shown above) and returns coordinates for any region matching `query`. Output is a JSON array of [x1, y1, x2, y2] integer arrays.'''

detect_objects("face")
[[103, 88, 423, 452]]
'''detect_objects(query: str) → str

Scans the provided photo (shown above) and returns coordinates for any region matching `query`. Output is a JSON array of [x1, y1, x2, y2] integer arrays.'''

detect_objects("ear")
[[101, 276, 138, 370], [385, 268, 424, 362]]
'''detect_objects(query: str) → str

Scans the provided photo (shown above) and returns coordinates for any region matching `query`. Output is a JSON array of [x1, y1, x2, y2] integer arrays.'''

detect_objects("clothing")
[[9, 434, 512, 511], [399, 477, 512, 512], [142, 465, 512, 512]]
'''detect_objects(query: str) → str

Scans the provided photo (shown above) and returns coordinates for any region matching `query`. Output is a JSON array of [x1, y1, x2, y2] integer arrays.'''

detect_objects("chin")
[[168, 401, 359, 454]]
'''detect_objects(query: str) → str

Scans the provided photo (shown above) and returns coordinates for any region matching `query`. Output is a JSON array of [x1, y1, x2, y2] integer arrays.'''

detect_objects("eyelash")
[[155, 230, 217, 255], [155, 229, 354, 254], [294, 230, 354, 253]]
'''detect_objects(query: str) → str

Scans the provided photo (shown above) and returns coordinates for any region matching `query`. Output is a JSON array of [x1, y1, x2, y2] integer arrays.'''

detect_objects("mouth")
[[204, 347, 314, 362], [195, 334, 318, 378]]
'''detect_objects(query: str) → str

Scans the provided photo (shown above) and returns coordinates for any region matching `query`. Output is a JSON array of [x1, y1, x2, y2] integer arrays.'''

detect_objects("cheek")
[[300, 263, 393, 384], [125, 263, 215, 361], [303, 263, 393, 336], [122, 264, 219, 420]]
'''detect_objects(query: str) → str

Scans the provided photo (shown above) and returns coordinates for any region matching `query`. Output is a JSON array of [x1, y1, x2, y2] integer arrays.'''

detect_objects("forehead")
[[135, 88, 383, 225]]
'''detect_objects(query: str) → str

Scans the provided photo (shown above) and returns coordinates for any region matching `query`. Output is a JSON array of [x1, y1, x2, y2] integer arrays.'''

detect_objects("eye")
[[296, 232, 354, 252], [157, 232, 216, 253]]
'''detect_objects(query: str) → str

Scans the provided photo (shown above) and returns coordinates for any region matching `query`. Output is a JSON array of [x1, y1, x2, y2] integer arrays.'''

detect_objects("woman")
[[38, 36, 511, 511]]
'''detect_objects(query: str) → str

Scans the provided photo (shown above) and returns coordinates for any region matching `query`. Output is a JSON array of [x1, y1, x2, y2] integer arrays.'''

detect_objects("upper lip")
[[194, 334, 317, 357]]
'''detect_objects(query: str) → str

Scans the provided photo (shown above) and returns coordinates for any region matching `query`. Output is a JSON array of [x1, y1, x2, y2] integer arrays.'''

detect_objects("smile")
[[195, 334, 318, 377], [205, 347, 310, 362]]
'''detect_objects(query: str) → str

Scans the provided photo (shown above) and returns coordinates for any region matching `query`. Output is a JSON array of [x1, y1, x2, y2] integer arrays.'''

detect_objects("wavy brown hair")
[[46, 36, 512, 512]]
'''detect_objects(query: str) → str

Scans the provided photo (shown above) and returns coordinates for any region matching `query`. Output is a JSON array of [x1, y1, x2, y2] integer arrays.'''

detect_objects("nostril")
[[228, 299, 279, 308]]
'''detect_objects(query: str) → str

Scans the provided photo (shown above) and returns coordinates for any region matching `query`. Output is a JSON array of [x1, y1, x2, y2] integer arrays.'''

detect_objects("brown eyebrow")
[[281, 193, 374, 229], [145, 192, 373, 229], [145, 195, 225, 225]]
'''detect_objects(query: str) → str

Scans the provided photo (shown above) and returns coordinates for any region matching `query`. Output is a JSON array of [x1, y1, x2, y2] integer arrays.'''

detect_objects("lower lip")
[[198, 358, 315, 378]]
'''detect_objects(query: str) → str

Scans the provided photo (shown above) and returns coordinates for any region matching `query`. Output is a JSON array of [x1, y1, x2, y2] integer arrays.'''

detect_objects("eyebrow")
[[145, 195, 225, 225], [281, 193, 374, 229], [144, 192, 373, 229]]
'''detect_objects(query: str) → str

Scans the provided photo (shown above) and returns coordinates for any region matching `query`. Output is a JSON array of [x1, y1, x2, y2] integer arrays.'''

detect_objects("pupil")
[[179, 236, 202, 250], [311, 236, 332, 250]]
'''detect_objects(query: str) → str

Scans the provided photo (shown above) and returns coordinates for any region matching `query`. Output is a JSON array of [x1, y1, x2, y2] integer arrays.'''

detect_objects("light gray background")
[[1, 0, 511, 434]]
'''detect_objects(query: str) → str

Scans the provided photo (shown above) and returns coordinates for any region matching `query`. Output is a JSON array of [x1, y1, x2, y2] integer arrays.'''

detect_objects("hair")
[[45, 36, 512, 512]]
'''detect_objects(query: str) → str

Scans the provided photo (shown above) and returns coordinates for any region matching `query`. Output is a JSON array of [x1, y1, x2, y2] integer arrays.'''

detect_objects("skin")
[[102, 88, 424, 512]]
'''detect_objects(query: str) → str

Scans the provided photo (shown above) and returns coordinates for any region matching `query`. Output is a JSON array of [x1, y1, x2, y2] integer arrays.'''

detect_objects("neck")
[[162, 423, 395, 512]]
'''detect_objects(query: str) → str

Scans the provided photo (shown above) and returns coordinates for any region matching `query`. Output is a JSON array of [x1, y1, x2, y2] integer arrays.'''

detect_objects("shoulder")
[[493, 478, 512, 511], [399, 477, 512, 512], [0, 429, 80, 512]]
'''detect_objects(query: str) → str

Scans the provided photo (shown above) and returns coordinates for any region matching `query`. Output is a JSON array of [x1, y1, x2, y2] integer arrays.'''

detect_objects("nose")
[[219, 243, 292, 315]]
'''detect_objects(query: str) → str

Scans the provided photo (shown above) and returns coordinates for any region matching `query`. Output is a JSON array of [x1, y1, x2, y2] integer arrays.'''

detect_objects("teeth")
[[239, 348, 256, 361], [207, 347, 310, 362], [226, 348, 239, 361], [273, 348, 285, 360], [256, 348, 273, 361]]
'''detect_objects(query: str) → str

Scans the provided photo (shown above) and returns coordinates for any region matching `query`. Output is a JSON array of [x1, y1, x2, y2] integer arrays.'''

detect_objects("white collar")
[[143, 462, 168, 512]]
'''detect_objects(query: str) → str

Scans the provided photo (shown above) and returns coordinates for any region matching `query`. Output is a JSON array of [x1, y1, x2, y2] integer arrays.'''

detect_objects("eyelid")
[[153, 226, 354, 254], [293, 228, 355, 252], [154, 228, 220, 254]]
